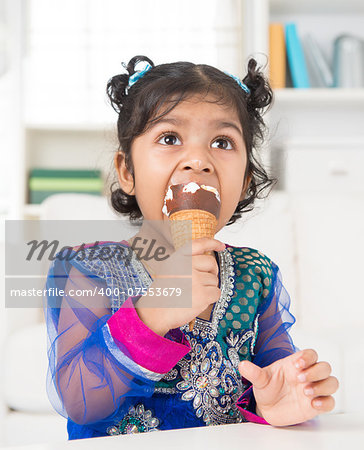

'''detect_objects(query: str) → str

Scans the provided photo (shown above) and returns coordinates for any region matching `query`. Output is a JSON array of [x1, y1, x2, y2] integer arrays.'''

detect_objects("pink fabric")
[[236, 385, 270, 425], [107, 297, 191, 374]]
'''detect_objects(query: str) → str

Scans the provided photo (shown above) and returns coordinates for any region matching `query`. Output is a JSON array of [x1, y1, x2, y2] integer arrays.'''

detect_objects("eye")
[[211, 136, 235, 150], [157, 132, 182, 146]]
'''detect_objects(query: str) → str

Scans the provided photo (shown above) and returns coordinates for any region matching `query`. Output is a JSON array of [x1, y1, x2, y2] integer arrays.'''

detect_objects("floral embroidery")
[[107, 404, 160, 435], [176, 337, 244, 426], [176, 345, 221, 418]]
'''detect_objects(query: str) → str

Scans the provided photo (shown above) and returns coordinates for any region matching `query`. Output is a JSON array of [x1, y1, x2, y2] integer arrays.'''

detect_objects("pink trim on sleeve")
[[236, 385, 270, 425], [107, 297, 191, 374]]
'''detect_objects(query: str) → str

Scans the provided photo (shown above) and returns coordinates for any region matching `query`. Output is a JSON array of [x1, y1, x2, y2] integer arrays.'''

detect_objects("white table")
[[3, 413, 364, 450]]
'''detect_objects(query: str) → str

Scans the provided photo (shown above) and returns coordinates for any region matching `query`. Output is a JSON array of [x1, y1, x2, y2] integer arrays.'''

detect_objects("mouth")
[[166, 180, 220, 194], [162, 181, 221, 219]]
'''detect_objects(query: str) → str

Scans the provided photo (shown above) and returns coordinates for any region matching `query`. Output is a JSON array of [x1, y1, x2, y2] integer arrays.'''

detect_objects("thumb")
[[238, 360, 269, 390]]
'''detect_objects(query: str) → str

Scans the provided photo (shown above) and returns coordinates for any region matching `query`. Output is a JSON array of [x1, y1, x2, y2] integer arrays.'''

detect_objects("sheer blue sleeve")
[[252, 261, 300, 368], [42, 254, 193, 427], [43, 257, 157, 426]]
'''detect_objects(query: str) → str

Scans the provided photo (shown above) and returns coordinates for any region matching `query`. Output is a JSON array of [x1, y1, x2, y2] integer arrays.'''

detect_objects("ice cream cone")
[[168, 209, 217, 250], [163, 182, 221, 332], [169, 209, 218, 331]]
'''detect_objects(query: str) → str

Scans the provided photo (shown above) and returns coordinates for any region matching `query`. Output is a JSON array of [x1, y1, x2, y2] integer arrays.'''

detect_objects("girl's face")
[[115, 94, 251, 242]]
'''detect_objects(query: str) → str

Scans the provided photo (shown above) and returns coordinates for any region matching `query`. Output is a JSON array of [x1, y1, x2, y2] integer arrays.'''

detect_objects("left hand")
[[238, 349, 339, 427]]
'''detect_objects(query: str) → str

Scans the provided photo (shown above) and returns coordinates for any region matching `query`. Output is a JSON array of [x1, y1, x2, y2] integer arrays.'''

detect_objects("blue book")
[[285, 23, 310, 88]]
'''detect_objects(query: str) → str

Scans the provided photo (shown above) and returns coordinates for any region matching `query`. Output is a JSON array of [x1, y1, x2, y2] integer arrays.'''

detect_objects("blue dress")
[[43, 240, 298, 440]]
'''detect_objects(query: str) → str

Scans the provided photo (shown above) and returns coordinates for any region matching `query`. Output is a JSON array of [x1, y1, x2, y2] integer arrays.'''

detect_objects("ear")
[[239, 173, 252, 202], [114, 152, 135, 196]]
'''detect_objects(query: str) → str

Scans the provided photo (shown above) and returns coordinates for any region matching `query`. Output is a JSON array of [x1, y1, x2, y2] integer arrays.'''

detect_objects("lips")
[[167, 178, 219, 194]]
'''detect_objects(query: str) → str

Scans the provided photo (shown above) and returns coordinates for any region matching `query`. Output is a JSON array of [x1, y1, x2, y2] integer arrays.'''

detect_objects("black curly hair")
[[106, 55, 276, 226]]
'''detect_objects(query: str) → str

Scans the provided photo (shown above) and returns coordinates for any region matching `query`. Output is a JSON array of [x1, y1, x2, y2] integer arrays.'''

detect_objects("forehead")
[[149, 93, 240, 126]]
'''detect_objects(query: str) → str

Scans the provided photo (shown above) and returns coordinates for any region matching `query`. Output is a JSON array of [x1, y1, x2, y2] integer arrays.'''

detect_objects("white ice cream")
[[181, 181, 200, 194]]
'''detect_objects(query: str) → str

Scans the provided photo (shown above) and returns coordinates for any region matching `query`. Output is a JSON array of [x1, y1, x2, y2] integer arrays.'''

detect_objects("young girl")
[[44, 55, 338, 440]]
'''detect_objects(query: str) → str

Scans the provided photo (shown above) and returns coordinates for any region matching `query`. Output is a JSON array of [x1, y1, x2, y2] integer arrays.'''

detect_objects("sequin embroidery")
[[107, 404, 160, 435]]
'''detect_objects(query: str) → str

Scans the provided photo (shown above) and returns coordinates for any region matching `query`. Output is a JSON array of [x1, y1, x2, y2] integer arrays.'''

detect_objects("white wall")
[[24, 0, 245, 126]]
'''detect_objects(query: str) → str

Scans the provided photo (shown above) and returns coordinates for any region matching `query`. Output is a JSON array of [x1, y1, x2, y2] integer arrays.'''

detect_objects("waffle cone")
[[168, 209, 218, 331], [169, 209, 217, 250]]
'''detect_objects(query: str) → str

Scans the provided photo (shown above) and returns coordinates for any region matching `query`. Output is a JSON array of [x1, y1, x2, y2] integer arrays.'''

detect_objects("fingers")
[[303, 376, 339, 398], [204, 286, 222, 304], [297, 361, 332, 383], [295, 350, 339, 414], [238, 360, 270, 390], [193, 254, 219, 276], [190, 238, 226, 256], [294, 348, 318, 370], [197, 272, 220, 287], [311, 395, 336, 412]]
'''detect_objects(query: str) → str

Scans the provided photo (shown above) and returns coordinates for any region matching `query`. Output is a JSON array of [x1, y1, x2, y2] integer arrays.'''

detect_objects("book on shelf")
[[29, 168, 102, 178], [28, 168, 103, 204], [302, 34, 334, 88], [285, 23, 310, 89], [269, 23, 286, 89]]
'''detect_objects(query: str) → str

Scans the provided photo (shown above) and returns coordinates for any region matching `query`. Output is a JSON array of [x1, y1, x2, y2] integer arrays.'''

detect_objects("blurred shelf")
[[273, 88, 364, 106], [274, 137, 364, 148], [25, 122, 114, 132], [271, 0, 364, 14]]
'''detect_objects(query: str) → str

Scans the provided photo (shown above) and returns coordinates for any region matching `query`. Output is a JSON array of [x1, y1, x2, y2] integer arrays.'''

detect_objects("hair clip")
[[224, 71, 251, 95], [123, 61, 250, 96], [125, 62, 153, 94]]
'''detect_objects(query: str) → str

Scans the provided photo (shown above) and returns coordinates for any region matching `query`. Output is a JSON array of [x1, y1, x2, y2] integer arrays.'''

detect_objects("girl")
[[44, 55, 338, 440]]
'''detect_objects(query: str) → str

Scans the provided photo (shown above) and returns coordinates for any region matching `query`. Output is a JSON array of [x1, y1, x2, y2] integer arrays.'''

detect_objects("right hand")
[[135, 237, 226, 335]]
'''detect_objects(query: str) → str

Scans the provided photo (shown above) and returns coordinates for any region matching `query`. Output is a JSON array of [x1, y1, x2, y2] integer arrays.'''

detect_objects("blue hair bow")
[[125, 62, 153, 94], [224, 71, 251, 95]]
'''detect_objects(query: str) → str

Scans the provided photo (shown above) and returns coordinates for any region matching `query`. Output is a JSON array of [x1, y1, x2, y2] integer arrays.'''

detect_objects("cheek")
[[134, 147, 170, 176], [220, 173, 247, 218], [219, 188, 240, 219]]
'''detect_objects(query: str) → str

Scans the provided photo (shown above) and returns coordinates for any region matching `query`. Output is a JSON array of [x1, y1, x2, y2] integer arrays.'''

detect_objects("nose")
[[184, 158, 213, 173], [182, 142, 215, 172], [169, 144, 217, 188]]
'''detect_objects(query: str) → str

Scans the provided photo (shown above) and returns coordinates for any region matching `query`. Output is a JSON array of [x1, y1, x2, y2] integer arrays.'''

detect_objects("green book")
[[29, 177, 103, 191], [29, 168, 102, 179]]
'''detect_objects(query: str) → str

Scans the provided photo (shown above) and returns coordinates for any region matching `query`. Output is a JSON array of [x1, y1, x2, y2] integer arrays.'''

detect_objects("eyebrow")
[[149, 116, 243, 137]]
